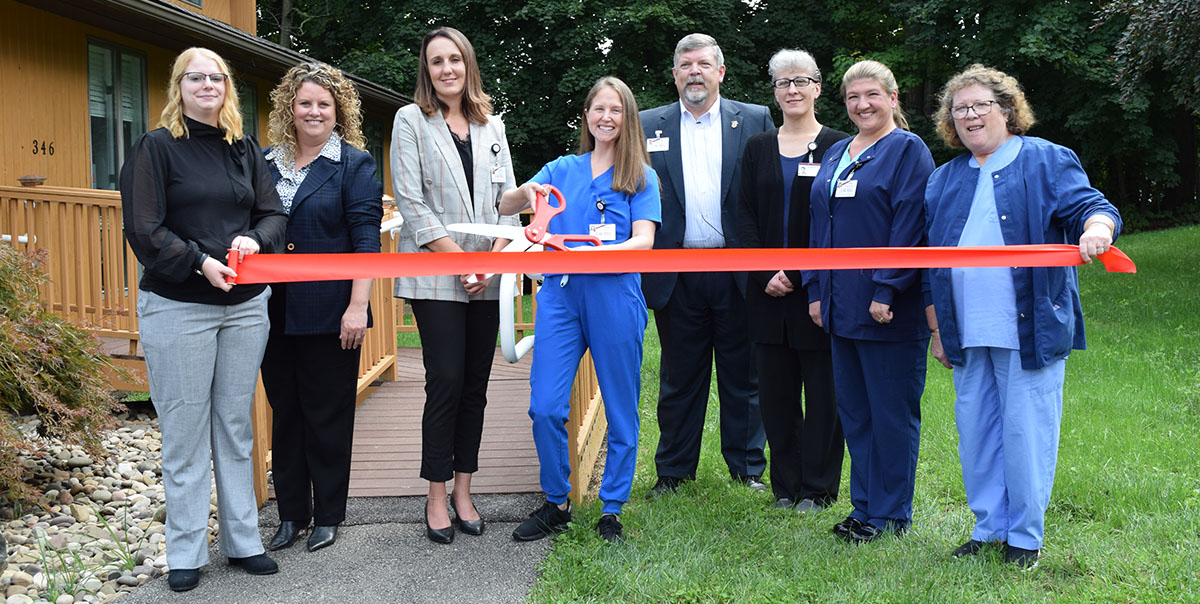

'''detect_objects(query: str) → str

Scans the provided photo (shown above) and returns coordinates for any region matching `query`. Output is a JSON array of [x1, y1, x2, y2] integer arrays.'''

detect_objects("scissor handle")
[[541, 233, 603, 251], [523, 185, 567, 245]]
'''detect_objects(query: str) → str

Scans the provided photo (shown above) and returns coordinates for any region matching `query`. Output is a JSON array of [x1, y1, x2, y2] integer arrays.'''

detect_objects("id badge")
[[647, 137, 670, 153], [834, 179, 858, 198], [490, 165, 506, 184], [797, 163, 821, 178], [589, 223, 616, 241]]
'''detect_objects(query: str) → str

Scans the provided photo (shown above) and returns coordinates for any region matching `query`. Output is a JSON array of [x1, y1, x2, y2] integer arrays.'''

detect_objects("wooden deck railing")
[[2, 186, 605, 506]]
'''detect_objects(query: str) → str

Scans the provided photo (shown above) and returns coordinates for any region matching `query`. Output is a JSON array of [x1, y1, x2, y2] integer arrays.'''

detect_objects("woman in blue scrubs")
[[802, 59, 936, 543], [925, 65, 1120, 569], [499, 76, 660, 544]]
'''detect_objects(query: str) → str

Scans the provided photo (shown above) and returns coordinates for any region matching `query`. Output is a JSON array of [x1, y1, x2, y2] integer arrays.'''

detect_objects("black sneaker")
[[596, 514, 623, 543], [951, 539, 986, 558], [1005, 545, 1040, 570], [648, 476, 683, 498], [832, 516, 864, 539], [773, 497, 796, 509], [512, 500, 571, 541]]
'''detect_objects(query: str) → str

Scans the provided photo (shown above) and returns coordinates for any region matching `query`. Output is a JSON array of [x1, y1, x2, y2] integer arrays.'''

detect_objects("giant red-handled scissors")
[[444, 185, 601, 363]]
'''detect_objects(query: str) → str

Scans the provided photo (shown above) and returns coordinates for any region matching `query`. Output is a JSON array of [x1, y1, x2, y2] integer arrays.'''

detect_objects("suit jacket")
[[264, 140, 384, 335], [737, 126, 848, 349], [390, 103, 520, 302], [639, 98, 775, 310]]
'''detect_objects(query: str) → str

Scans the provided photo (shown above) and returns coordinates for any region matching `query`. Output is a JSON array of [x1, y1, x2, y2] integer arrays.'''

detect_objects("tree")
[[259, 0, 1199, 228]]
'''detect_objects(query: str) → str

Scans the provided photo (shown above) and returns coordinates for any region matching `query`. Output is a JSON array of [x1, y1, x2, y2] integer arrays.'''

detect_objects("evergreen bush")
[[0, 244, 121, 503]]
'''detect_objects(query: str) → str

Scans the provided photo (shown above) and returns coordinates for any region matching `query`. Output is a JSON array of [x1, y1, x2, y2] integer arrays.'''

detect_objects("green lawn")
[[529, 225, 1200, 603]]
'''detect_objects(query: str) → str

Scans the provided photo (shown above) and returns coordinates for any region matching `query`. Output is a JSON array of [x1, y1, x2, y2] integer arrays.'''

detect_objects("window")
[[364, 121, 385, 184], [238, 81, 259, 142], [180, 0, 202, 6], [88, 41, 147, 190]]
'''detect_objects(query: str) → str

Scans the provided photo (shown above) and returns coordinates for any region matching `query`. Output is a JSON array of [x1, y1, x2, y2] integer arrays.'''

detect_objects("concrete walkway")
[[118, 494, 549, 604]]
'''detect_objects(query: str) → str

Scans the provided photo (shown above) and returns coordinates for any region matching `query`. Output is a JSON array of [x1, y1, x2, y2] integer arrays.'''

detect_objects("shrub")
[[0, 244, 121, 503]]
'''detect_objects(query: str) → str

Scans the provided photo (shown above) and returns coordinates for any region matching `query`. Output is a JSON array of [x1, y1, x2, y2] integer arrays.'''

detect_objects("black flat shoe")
[[267, 520, 305, 551], [450, 496, 485, 536], [952, 539, 986, 558], [425, 503, 454, 544], [307, 525, 338, 552], [228, 553, 278, 575], [168, 568, 199, 592], [648, 476, 683, 498]]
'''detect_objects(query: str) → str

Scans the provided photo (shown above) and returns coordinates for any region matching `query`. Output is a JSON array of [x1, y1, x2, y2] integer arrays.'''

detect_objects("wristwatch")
[[194, 252, 209, 276]]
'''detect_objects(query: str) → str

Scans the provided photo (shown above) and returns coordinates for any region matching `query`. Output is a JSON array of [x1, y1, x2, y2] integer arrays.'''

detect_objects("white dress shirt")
[[679, 97, 725, 248]]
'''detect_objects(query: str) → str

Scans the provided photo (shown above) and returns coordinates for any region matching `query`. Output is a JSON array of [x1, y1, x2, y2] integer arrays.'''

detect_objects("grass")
[[529, 225, 1200, 603]]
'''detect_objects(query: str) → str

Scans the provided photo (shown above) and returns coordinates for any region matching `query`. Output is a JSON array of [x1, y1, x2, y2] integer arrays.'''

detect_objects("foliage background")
[[258, 0, 1199, 230]]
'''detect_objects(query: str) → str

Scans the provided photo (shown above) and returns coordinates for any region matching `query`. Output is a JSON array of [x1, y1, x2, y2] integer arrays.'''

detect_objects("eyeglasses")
[[772, 76, 819, 90], [951, 100, 999, 119], [182, 72, 229, 84]]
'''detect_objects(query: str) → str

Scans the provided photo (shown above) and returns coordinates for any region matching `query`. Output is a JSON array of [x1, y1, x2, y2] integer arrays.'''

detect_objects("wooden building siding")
[[0, 1, 392, 192], [164, 0, 257, 35]]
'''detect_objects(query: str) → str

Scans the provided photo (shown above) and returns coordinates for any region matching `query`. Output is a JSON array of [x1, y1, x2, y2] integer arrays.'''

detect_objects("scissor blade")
[[446, 223, 528, 241]]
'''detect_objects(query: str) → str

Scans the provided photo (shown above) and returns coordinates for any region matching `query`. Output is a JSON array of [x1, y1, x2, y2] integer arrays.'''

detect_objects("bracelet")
[[194, 253, 209, 276]]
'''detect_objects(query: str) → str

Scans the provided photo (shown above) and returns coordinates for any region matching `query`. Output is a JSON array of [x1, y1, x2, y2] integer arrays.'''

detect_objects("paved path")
[[118, 494, 549, 603]]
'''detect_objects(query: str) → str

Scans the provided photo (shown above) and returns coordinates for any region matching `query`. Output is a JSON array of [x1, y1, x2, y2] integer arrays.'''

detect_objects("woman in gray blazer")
[[391, 26, 519, 544]]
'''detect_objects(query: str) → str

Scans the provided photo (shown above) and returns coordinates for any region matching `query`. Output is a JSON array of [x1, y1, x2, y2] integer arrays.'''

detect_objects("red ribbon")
[[225, 245, 1135, 285]]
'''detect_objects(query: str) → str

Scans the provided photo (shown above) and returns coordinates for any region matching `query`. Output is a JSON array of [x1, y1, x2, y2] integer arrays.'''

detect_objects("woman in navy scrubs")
[[499, 76, 660, 544], [802, 59, 936, 542]]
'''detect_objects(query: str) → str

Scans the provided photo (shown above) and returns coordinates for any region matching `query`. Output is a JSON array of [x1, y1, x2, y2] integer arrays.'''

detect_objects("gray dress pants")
[[138, 288, 270, 570]]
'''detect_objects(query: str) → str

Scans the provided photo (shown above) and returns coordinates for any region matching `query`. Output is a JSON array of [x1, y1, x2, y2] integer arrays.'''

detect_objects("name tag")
[[490, 165, 506, 184], [797, 163, 821, 178], [647, 137, 670, 152], [589, 223, 616, 241], [834, 179, 858, 198]]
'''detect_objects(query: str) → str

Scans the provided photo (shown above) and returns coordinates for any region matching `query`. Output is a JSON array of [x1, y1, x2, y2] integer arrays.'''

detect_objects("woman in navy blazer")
[[802, 60, 936, 543], [260, 62, 383, 553]]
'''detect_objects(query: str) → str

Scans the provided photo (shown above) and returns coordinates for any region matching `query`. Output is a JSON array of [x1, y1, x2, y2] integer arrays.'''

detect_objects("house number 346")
[[32, 139, 55, 155]]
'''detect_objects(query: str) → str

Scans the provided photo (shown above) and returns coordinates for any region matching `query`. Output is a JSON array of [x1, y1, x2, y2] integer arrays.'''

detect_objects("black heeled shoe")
[[425, 498, 454, 544], [307, 525, 338, 552], [450, 495, 485, 536], [267, 520, 304, 551]]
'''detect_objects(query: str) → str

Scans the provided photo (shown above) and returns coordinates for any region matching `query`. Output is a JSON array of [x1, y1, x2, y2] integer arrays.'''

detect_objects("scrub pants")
[[831, 334, 927, 530], [529, 273, 647, 515], [954, 347, 1066, 550]]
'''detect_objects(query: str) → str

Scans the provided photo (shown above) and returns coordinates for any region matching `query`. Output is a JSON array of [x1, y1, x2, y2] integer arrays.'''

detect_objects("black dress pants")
[[261, 331, 361, 525], [654, 271, 766, 480], [410, 299, 499, 483], [755, 341, 843, 503]]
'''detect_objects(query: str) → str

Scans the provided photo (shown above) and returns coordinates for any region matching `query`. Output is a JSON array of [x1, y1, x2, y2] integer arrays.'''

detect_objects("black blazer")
[[264, 141, 384, 335], [737, 125, 848, 348], [638, 99, 776, 310]]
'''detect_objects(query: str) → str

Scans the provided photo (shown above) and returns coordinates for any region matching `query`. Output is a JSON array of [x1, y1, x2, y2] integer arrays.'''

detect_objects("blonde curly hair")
[[160, 47, 244, 144], [268, 62, 366, 165], [934, 64, 1036, 149]]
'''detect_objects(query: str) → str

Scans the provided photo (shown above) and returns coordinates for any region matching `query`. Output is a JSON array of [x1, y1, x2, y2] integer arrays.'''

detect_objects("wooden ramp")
[[348, 346, 540, 497]]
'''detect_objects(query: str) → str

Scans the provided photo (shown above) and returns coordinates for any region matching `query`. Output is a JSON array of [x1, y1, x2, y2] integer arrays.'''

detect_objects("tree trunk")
[[279, 0, 293, 49], [1165, 106, 1198, 212]]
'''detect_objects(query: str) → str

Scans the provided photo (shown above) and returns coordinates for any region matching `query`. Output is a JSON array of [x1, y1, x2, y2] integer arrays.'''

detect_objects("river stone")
[[54, 594, 73, 604], [7, 593, 34, 604], [47, 517, 73, 528], [90, 490, 112, 504], [115, 575, 139, 587], [110, 491, 126, 503], [7, 573, 31, 587], [66, 457, 92, 469]]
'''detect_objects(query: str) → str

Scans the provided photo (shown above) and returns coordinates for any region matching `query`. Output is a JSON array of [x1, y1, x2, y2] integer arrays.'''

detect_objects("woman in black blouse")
[[737, 49, 848, 511], [120, 47, 286, 592]]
